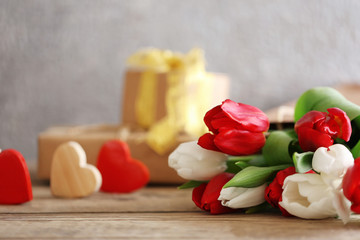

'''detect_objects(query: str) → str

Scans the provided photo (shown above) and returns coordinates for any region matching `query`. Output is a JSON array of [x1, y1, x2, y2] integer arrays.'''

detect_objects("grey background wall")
[[1, 0, 360, 162]]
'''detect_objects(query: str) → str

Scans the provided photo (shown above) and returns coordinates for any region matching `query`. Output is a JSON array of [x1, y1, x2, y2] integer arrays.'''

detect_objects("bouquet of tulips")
[[168, 87, 360, 224]]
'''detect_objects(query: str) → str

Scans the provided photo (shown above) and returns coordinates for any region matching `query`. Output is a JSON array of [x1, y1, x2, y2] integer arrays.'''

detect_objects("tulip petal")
[[327, 108, 352, 141], [211, 117, 242, 132], [315, 116, 340, 136], [280, 174, 337, 219], [332, 188, 351, 224], [219, 184, 266, 209], [343, 158, 360, 207], [192, 173, 236, 214], [313, 144, 354, 178], [221, 99, 269, 132], [201, 172, 234, 204], [203, 105, 223, 134], [208, 200, 235, 214], [351, 202, 360, 213], [295, 108, 352, 153], [352, 188, 360, 208], [214, 129, 266, 156], [295, 111, 326, 132], [169, 141, 228, 181], [192, 183, 207, 208], [264, 167, 296, 212], [297, 127, 334, 152], [198, 133, 221, 152]]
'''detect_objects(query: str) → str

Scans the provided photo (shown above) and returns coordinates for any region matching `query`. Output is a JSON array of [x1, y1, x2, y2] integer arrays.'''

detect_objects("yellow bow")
[[127, 48, 212, 155]]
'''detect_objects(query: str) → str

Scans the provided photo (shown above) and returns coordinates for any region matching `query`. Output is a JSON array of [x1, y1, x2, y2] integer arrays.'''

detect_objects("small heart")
[[0, 149, 33, 204], [96, 140, 150, 193], [50, 141, 102, 198]]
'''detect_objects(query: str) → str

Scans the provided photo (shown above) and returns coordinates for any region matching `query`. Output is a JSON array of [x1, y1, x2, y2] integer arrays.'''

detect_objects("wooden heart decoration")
[[50, 141, 102, 198], [0, 149, 33, 204], [96, 140, 150, 193]]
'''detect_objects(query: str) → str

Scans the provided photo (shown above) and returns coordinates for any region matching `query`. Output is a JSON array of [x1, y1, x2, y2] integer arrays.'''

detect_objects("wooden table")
[[1, 168, 360, 239]]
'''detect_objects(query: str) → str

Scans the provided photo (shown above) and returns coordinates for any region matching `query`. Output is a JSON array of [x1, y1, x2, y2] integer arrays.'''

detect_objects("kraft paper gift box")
[[122, 70, 230, 154], [37, 70, 230, 184], [37, 48, 231, 184], [38, 124, 192, 184], [122, 48, 230, 155], [122, 70, 230, 130]]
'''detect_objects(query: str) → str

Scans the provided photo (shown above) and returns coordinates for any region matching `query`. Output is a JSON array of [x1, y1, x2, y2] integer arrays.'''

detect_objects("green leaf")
[[262, 131, 295, 166], [228, 155, 267, 167], [225, 157, 245, 173], [247, 155, 268, 167], [245, 202, 274, 214], [350, 116, 360, 157], [293, 152, 313, 173], [226, 155, 267, 173], [235, 161, 250, 170], [228, 155, 261, 162], [351, 139, 360, 159], [223, 164, 292, 188], [294, 87, 360, 122], [178, 180, 206, 189], [288, 139, 303, 157]]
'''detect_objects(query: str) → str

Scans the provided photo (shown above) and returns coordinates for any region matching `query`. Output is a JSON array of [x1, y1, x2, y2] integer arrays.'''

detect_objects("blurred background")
[[1, 0, 360, 161]]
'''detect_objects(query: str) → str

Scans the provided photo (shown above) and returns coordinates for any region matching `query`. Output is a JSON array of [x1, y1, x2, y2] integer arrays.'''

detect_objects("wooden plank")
[[0, 212, 360, 239], [0, 186, 196, 214], [2, 164, 360, 239]]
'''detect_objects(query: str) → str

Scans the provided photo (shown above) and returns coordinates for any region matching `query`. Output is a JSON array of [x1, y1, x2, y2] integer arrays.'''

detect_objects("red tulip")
[[343, 158, 360, 213], [198, 99, 269, 156], [295, 108, 351, 152], [264, 167, 296, 216], [192, 172, 236, 214]]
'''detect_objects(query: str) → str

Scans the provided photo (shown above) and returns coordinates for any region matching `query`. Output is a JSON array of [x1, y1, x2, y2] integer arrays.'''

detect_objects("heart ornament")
[[50, 141, 102, 198], [97, 140, 150, 193], [0, 149, 33, 204]]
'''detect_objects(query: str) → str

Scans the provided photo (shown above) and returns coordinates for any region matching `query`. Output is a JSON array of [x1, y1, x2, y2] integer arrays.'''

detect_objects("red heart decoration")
[[0, 149, 33, 204], [96, 140, 150, 193]]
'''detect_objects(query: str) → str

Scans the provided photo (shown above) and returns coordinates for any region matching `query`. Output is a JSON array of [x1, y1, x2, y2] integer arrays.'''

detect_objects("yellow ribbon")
[[135, 71, 157, 128], [127, 48, 212, 155]]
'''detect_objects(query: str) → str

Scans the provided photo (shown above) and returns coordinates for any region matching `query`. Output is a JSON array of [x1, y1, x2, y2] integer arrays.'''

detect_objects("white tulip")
[[332, 187, 352, 224], [168, 141, 227, 181], [312, 144, 354, 179], [218, 184, 267, 209], [311, 144, 353, 223], [279, 173, 337, 219]]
